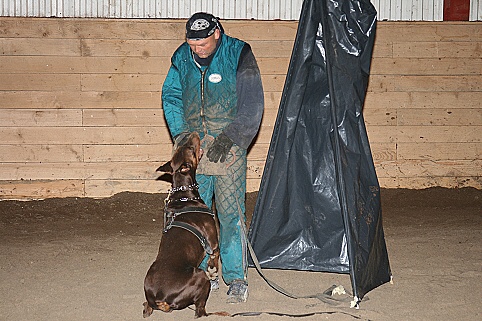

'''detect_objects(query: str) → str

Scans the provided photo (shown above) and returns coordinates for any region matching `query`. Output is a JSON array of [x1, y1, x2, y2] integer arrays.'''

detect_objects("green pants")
[[198, 146, 248, 284]]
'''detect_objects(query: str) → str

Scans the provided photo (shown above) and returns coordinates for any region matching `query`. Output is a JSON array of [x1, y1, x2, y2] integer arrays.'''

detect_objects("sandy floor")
[[0, 188, 480, 321]]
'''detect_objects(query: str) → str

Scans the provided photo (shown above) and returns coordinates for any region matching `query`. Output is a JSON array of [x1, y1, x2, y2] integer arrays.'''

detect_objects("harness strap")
[[165, 207, 214, 216], [165, 221, 214, 255], [163, 207, 214, 232]]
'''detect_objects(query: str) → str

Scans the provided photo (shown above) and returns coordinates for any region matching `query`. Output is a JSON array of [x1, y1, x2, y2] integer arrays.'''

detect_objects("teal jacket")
[[162, 33, 264, 149]]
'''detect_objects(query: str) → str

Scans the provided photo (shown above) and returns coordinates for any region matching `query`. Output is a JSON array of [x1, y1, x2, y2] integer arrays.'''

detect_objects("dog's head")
[[157, 132, 202, 179]]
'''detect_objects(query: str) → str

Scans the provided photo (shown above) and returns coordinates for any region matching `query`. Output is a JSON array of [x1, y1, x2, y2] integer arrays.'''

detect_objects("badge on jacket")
[[208, 73, 222, 83]]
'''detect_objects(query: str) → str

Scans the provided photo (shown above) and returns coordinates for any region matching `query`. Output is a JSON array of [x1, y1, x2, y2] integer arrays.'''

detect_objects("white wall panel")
[[471, 0, 482, 20], [0, 0, 480, 21], [372, 0, 443, 21]]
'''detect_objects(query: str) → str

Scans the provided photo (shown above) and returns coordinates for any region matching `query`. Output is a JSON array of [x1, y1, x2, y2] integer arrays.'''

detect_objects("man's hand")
[[207, 133, 233, 163]]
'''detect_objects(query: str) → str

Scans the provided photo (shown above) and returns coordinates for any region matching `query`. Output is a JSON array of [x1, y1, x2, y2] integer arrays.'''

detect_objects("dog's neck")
[[171, 170, 197, 191], [166, 171, 205, 209]]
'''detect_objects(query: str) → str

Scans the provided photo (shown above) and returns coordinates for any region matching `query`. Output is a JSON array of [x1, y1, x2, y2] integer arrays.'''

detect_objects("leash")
[[239, 201, 354, 306], [231, 310, 363, 319], [230, 174, 357, 307]]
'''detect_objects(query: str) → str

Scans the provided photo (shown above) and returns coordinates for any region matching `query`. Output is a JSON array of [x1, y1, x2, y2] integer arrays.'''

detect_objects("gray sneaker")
[[226, 280, 248, 303], [210, 277, 219, 291]]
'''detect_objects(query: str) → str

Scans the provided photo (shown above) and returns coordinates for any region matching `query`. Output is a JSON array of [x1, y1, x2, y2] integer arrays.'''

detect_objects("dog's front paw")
[[142, 302, 153, 318], [206, 266, 218, 279]]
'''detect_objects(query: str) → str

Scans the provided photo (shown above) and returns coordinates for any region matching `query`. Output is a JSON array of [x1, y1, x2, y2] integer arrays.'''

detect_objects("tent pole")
[[317, 0, 359, 305]]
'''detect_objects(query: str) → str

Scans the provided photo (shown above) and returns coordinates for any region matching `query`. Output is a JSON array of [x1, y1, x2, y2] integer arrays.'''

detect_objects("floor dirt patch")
[[1, 188, 480, 320]]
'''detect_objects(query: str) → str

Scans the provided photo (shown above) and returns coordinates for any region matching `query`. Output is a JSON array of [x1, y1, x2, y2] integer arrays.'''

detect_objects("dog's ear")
[[156, 161, 173, 174], [156, 173, 173, 183]]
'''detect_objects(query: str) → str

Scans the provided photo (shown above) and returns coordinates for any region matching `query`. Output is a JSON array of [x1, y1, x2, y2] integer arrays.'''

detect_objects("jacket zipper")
[[200, 68, 208, 135]]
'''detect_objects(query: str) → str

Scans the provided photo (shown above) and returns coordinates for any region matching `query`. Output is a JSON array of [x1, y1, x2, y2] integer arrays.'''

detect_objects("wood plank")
[[370, 143, 397, 161], [370, 58, 482, 76], [264, 92, 282, 109], [0, 18, 185, 40], [0, 159, 286, 187], [81, 74, 164, 92], [397, 176, 481, 189], [84, 144, 169, 162], [363, 107, 397, 126], [393, 41, 482, 58], [0, 91, 160, 109], [377, 177, 399, 189], [1, 19, 478, 44], [364, 92, 411, 109], [376, 22, 482, 42], [255, 125, 276, 144], [0, 90, 276, 110], [397, 160, 482, 177], [82, 175, 482, 198], [223, 21, 298, 41], [0, 18, 298, 41], [407, 92, 482, 109], [84, 179, 166, 198], [0, 38, 81, 56], [0, 56, 169, 74], [364, 92, 482, 109], [245, 142, 397, 174], [398, 142, 481, 160], [257, 57, 290, 75], [366, 125, 398, 143], [0, 109, 82, 126], [0, 162, 161, 180], [0, 127, 168, 144], [260, 107, 279, 128], [84, 176, 267, 198], [249, 40, 295, 58], [397, 126, 481, 143], [259, 74, 286, 92], [377, 176, 482, 189], [372, 40, 393, 58], [0, 74, 80, 91], [367, 75, 482, 92], [80, 74, 286, 93], [247, 178, 261, 193], [81, 39, 295, 59], [398, 108, 481, 126], [247, 146, 269, 161], [80, 39, 182, 57], [83, 109, 165, 126], [82, 40, 292, 60], [0, 179, 84, 199], [0, 144, 83, 162], [1, 170, 479, 200], [373, 160, 482, 180]]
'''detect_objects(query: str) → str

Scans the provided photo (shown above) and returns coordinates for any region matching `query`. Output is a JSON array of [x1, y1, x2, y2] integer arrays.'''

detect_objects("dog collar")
[[169, 183, 199, 193]]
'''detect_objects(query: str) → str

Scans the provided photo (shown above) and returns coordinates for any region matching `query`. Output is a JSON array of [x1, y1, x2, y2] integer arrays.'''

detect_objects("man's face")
[[187, 29, 220, 59]]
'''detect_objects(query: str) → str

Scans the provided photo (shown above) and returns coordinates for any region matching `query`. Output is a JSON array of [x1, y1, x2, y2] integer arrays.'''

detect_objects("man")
[[161, 12, 264, 303]]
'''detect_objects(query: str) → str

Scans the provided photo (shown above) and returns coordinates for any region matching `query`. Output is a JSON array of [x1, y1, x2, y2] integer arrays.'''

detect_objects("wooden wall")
[[0, 18, 480, 199]]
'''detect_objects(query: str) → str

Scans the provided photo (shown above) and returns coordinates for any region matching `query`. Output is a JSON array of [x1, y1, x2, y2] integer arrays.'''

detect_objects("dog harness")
[[163, 207, 215, 255]]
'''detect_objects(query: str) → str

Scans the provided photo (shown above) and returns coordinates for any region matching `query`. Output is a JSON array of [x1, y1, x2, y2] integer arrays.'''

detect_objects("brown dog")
[[143, 132, 220, 318]]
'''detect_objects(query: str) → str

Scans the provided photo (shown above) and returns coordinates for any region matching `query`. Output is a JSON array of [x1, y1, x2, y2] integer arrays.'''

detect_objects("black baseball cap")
[[186, 12, 223, 40]]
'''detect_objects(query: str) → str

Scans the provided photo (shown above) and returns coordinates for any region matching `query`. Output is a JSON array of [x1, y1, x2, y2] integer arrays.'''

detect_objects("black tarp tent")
[[247, 0, 391, 303]]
